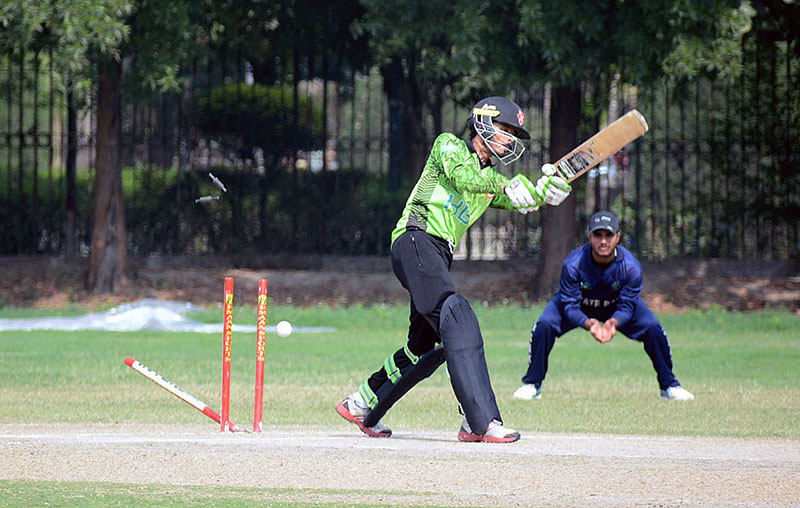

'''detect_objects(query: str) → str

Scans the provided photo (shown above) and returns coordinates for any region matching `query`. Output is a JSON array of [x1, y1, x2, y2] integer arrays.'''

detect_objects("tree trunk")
[[531, 85, 581, 300], [401, 73, 427, 183], [381, 59, 428, 187], [64, 85, 78, 259], [385, 58, 404, 191], [87, 58, 130, 293]]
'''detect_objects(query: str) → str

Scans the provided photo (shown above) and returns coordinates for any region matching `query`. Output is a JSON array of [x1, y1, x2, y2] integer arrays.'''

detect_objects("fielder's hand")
[[602, 318, 618, 343], [586, 319, 605, 344], [504, 174, 541, 214], [535, 163, 572, 206], [583, 318, 617, 344], [586, 318, 617, 344]]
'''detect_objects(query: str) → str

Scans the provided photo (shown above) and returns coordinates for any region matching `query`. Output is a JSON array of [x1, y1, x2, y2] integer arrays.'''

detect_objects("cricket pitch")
[[1, 423, 798, 507]]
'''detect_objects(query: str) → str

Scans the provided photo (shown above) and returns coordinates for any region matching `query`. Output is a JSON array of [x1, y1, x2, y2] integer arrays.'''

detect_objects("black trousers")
[[365, 229, 453, 391], [362, 229, 502, 434]]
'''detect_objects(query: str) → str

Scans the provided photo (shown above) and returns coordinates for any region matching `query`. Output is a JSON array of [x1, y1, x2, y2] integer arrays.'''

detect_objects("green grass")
[[0, 303, 798, 438], [1, 304, 798, 506], [0, 480, 469, 508]]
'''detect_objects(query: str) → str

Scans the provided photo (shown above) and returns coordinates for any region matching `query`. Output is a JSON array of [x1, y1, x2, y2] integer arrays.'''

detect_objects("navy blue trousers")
[[521, 296, 680, 390]]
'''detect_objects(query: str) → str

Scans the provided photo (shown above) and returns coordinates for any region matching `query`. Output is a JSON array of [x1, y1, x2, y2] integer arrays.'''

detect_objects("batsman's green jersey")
[[391, 133, 516, 248]]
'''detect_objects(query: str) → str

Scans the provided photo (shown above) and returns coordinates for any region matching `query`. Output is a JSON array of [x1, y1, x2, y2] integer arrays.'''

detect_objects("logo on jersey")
[[612, 281, 622, 291], [444, 193, 471, 225], [582, 297, 617, 309]]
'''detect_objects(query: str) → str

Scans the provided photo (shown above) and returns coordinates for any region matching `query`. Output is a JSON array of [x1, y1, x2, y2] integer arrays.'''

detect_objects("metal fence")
[[1, 35, 798, 261], [631, 37, 799, 261]]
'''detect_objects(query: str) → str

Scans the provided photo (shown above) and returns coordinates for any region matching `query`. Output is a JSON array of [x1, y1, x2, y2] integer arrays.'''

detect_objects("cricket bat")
[[553, 110, 648, 183]]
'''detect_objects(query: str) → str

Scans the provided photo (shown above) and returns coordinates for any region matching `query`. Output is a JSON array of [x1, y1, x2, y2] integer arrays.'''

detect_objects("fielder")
[[336, 96, 572, 442], [513, 210, 695, 401]]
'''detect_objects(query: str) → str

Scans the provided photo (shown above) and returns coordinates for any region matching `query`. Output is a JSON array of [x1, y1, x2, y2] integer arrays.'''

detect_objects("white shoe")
[[458, 416, 520, 443], [335, 394, 392, 437], [660, 385, 695, 401], [513, 383, 541, 400]]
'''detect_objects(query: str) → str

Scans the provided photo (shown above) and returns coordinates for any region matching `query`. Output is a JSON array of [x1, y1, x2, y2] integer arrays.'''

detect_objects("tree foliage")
[[663, 1, 756, 81], [193, 83, 324, 165], [0, 0, 201, 96], [357, 0, 508, 183], [514, 0, 751, 87], [194, 0, 370, 84], [124, 0, 198, 94], [0, 0, 133, 90], [360, 0, 488, 100]]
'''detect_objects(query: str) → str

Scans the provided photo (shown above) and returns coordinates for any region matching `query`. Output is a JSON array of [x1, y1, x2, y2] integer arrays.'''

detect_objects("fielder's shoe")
[[513, 383, 542, 400], [335, 396, 392, 437], [660, 385, 695, 401], [457, 416, 520, 443]]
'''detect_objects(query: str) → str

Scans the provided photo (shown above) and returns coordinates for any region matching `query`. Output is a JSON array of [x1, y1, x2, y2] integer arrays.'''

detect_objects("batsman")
[[336, 96, 572, 442]]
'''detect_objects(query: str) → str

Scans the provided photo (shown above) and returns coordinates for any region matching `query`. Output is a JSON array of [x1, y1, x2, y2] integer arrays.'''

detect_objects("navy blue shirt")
[[558, 244, 643, 329]]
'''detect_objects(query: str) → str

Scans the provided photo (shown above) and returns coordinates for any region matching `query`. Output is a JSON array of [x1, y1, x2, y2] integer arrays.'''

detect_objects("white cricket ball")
[[276, 320, 293, 338]]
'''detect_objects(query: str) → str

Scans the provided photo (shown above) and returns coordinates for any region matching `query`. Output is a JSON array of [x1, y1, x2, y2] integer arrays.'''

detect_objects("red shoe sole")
[[457, 429, 483, 442], [482, 432, 521, 443], [336, 400, 391, 438]]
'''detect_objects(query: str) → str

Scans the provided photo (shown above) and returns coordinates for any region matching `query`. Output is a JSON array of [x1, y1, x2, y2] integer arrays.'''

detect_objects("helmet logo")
[[517, 109, 525, 126], [473, 106, 500, 117]]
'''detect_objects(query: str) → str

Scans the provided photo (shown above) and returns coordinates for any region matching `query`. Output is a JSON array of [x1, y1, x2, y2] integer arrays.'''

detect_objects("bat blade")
[[553, 110, 648, 183]]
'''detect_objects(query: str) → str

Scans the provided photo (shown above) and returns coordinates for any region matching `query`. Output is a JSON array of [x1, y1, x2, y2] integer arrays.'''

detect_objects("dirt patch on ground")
[[1, 255, 798, 313], [2, 424, 798, 507]]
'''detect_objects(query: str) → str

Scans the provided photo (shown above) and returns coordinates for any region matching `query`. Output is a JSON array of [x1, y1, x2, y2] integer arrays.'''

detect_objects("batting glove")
[[535, 163, 572, 206], [504, 174, 541, 214]]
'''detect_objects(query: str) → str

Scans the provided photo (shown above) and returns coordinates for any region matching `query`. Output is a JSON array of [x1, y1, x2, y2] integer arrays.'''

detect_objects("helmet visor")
[[474, 114, 526, 165]]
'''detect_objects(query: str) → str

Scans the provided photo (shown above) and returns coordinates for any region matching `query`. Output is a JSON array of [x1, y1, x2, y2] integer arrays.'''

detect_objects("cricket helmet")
[[470, 96, 530, 165]]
